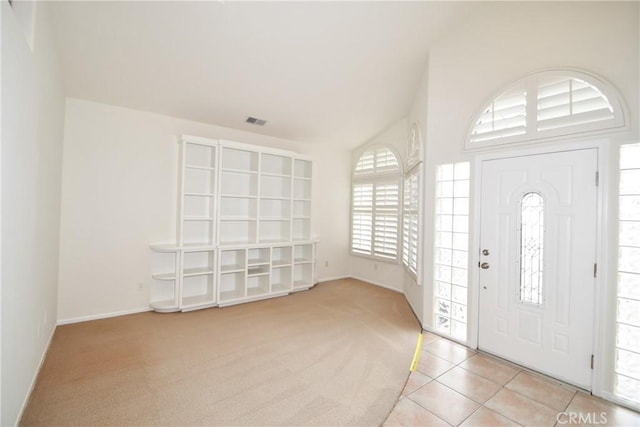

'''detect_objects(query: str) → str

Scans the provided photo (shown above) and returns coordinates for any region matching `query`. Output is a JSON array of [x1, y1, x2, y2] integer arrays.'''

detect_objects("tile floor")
[[384, 332, 640, 427]]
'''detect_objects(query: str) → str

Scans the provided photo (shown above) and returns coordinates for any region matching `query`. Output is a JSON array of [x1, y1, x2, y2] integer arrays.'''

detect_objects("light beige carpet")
[[21, 279, 420, 426]]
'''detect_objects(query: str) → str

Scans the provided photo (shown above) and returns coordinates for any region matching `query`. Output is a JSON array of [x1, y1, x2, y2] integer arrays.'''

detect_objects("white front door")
[[478, 148, 598, 389]]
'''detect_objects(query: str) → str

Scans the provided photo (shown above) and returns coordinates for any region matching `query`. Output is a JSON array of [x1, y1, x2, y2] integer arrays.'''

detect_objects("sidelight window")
[[434, 162, 470, 340], [615, 143, 640, 406]]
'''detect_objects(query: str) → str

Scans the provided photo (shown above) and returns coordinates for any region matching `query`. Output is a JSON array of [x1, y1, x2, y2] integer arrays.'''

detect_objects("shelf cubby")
[[248, 248, 270, 266], [221, 170, 258, 197], [271, 266, 292, 293], [220, 196, 257, 219], [261, 153, 292, 176], [259, 220, 291, 243], [184, 168, 215, 195], [219, 272, 246, 302], [247, 265, 270, 277], [181, 250, 215, 309], [219, 249, 246, 272], [293, 178, 312, 200], [182, 220, 214, 246], [181, 275, 215, 308], [218, 220, 256, 245], [150, 249, 179, 312], [292, 219, 311, 241], [294, 244, 314, 264], [271, 246, 292, 267], [292, 200, 310, 218], [185, 143, 216, 169], [260, 198, 290, 220], [260, 175, 292, 199], [294, 159, 312, 179], [293, 263, 313, 290], [183, 195, 214, 219], [247, 275, 270, 297], [222, 147, 259, 172]]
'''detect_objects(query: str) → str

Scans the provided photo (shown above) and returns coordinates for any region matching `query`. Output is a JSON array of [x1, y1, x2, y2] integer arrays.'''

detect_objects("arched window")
[[466, 69, 626, 149], [351, 147, 402, 260]]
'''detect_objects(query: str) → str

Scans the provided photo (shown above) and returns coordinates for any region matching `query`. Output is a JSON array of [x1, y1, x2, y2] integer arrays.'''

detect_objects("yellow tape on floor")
[[410, 332, 423, 371]]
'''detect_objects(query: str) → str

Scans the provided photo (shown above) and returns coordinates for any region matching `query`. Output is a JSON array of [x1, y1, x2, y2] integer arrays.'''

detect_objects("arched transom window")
[[466, 69, 626, 149]]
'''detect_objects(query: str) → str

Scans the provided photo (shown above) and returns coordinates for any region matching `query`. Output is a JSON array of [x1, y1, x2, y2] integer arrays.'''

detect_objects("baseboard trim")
[[405, 297, 424, 330], [349, 275, 403, 293], [17, 324, 56, 425], [316, 275, 350, 283], [57, 306, 152, 325]]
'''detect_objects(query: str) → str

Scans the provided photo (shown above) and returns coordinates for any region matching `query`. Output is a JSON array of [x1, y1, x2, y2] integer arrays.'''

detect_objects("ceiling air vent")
[[246, 116, 267, 126]]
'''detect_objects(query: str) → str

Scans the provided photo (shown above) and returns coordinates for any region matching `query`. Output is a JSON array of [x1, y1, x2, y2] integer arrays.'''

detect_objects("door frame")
[[468, 138, 610, 395]]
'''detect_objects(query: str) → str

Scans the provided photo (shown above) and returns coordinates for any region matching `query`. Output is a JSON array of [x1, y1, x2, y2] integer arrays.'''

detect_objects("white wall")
[[411, 0, 638, 395], [1, 2, 66, 425], [57, 98, 351, 323], [348, 119, 408, 294]]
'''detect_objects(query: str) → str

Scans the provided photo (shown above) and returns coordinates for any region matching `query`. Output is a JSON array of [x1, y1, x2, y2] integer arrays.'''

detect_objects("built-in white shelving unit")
[[150, 135, 316, 312]]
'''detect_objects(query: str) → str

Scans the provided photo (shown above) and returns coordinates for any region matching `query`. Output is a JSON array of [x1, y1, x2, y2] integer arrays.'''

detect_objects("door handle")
[[480, 262, 490, 269]]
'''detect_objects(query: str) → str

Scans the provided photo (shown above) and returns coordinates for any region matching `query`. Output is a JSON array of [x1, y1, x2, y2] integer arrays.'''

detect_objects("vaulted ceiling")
[[49, 1, 476, 148]]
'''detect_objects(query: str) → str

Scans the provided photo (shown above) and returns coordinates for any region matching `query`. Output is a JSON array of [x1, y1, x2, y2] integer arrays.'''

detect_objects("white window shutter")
[[351, 147, 401, 260]]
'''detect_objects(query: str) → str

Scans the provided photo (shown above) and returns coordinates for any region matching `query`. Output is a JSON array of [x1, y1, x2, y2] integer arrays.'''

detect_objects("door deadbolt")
[[480, 262, 490, 269], [482, 249, 490, 256]]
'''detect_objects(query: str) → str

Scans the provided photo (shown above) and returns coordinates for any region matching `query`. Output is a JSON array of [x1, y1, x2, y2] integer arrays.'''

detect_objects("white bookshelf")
[[150, 135, 316, 312]]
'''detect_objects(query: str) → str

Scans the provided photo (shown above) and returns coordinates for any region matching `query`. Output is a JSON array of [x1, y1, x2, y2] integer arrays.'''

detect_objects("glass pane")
[[452, 250, 468, 268], [618, 272, 640, 300], [452, 302, 467, 322], [437, 181, 454, 198], [451, 268, 468, 286], [617, 324, 640, 353], [436, 215, 453, 232], [436, 281, 451, 299], [437, 164, 454, 181], [454, 198, 469, 215], [452, 285, 468, 305], [437, 298, 451, 316], [453, 215, 469, 233], [616, 375, 640, 403], [436, 248, 452, 265], [520, 192, 544, 305], [619, 221, 640, 247], [452, 233, 469, 251], [620, 196, 640, 221], [451, 320, 467, 340], [437, 198, 453, 215], [615, 348, 640, 378], [618, 298, 640, 327], [435, 232, 453, 248], [620, 170, 640, 195], [435, 265, 452, 282], [620, 144, 640, 170], [454, 180, 470, 197], [619, 246, 640, 273], [436, 316, 450, 334], [454, 162, 471, 180]]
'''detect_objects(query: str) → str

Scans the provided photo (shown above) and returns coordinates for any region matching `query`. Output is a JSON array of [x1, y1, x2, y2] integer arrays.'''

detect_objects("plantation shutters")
[[402, 169, 419, 276], [537, 77, 614, 131], [351, 147, 401, 261], [373, 183, 399, 259], [351, 183, 373, 254], [470, 86, 527, 144], [467, 70, 624, 149]]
